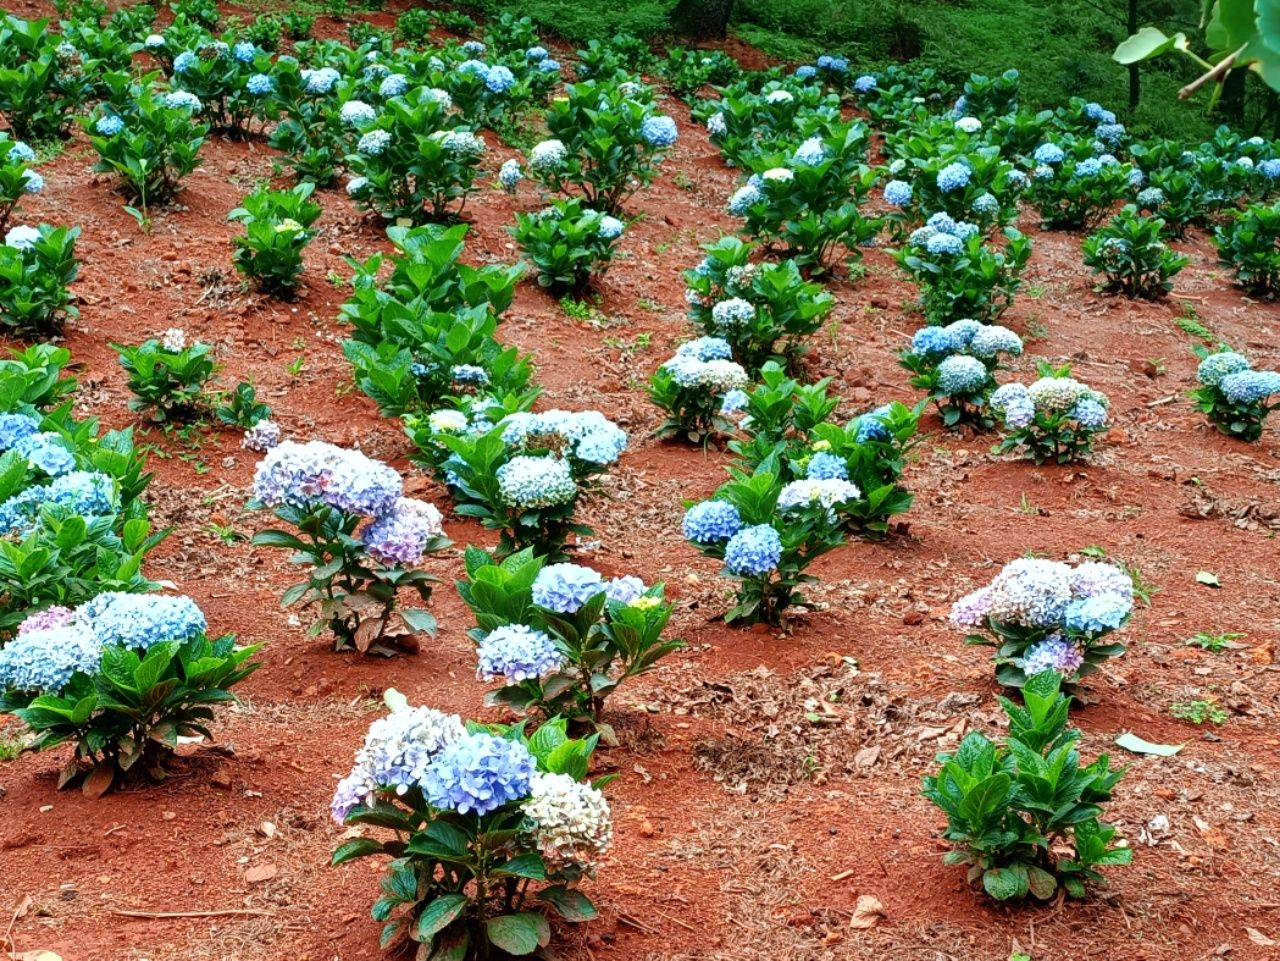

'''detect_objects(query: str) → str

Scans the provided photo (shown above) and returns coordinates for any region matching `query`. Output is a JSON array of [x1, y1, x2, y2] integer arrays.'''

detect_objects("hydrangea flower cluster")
[[360, 497, 444, 565], [659, 338, 749, 394], [1194, 350, 1280, 440], [499, 158, 522, 193], [989, 375, 1110, 461], [641, 116, 678, 148], [776, 477, 860, 514], [0, 622, 103, 694], [523, 771, 613, 869], [937, 162, 972, 193], [529, 139, 566, 173], [253, 440, 402, 516], [500, 409, 628, 466], [724, 523, 782, 576], [476, 624, 565, 684], [242, 418, 281, 452], [496, 454, 577, 509], [79, 591, 207, 650], [531, 563, 605, 613], [0, 470, 117, 535], [682, 500, 742, 544], [421, 731, 538, 816], [14, 432, 76, 476]]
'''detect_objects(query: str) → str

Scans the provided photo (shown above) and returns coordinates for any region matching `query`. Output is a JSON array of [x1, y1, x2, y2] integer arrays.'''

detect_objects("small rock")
[[243, 863, 277, 885], [210, 767, 233, 790]]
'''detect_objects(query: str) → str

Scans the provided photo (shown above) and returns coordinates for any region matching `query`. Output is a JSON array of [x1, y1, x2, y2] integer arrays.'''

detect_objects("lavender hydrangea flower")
[[604, 575, 646, 605], [532, 563, 606, 613], [422, 731, 537, 816], [476, 625, 564, 683], [242, 419, 281, 452], [1071, 397, 1109, 429], [18, 605, 75, 635], [724, 524, 782, 576], [1021, 636, 1084, 676], [949, 585, 993, 628], [360, 497, 445, 566], [252, 440, 402, 516], [682, 501, 742, 544]]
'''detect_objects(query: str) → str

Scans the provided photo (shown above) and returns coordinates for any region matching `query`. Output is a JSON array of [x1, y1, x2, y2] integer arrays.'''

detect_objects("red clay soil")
[[1, 4, 1279, 961]]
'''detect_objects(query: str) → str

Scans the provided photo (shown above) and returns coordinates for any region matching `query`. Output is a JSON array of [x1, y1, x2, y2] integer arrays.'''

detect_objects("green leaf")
[[1113, 26, 1180, 64], [415, 894, 468, 941], [537, 885, 598, 921], [1114, 732, 1184, 756], [983, 864, 1030, 900], [1026, 865, 1058, 900], [493, 852, 546, 880], [484, 913, 549, 956], [331, 837, 384, 865]]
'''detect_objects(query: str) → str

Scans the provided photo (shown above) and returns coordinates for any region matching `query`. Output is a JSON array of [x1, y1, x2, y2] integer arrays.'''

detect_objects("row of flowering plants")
[[332, 694, 613, 959]]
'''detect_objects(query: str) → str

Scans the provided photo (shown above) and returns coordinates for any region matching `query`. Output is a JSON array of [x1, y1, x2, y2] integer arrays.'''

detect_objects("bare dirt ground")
[[1, 3, 1279, 960]]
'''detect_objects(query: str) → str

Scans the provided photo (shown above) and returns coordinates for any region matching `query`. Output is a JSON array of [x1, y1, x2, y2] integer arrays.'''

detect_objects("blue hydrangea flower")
[[340, 99, 377, 126], [727, 183, 761, 216], [794, 65, 817, 80], [711, 297, 755, 328], [173, 50, 197, 73], [1220, 369, 1280, 403], [925, 212, 958, 234], [883, 179, 913, 207], [531, 563, 605, 613], [1127, 167, 1145, 187], [793, 136, 826, 166], [0, 470, 118, 535], [816, 54, 848, 72], [969, 325, 1023, 358], [422, 732, 536, 815], [0, 624, 102, 694], [604, 575, 646, 604], [1063, 593, 1131, 634], [7, 141, 35, 163], [379, 73, 408, 98], [806, 451, 849, 480], [641, 115, 678, 148], [1074, 157, 1102, 177], [937, 355, 989, 395], [499, 158, 522, 192], [451, 364, 489, 386], [163, 91, 202, 111], [476, 625, 564, 683], [15, 432, 76, 476], [1197, 351, 1251, 387], [944, 319, 982, 347], [358, 129, 391, 155], [80, 592, 206, 651], [720, 389, 749, 414], [676, 336, 734, 362], [983, 558, 1074, 627], [972, 192, 1000, 216], [724, 524, 782, 576], [458, 59, 490, 82], [232, 41, 256, 62], [926, 232, 964, 256], [854, 404, 895, 442], [485, 65, 516, 94], [1137, 186, 1165, 208], [854, 74, 876, 92], [252, 440, 402, 516], [462, 40, 487, 54], [936, 162, 971, 193], [246, 73, 273, 95], [1021, 636, 1084, 676], [538, 59, 560, 73], [526, 46, 548, 62], [598, 215, 625, 240], [95, 114, 124, 136], [496, 455, 577, 508], [1083, 102, 1114, 123], [1071, 397, 1109, 429], [1260, 158, 1280, 180], [1033, 142, 1065, 165], [0, 412, 39, 450], [682, 500, 741, 544], [1095, 122, 1125, 145]]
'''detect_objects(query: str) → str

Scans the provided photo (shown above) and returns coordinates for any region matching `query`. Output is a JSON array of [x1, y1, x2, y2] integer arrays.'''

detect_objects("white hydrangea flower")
[[522, 772, 613, 870]]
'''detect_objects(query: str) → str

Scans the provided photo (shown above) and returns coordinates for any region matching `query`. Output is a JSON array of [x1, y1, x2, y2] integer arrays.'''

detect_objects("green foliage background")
[[455, 0, 1280, 140]]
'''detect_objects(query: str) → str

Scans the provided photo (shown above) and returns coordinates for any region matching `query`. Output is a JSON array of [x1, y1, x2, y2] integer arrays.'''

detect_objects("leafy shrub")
[[990, 365, 1111, 465], [331, 697, 611, 960], [648, 337, 749, 442], [0, 592, 259, 796], [250, 441, 450, 655], [1192, 349, 1280, 442], [952, 555, 1134, 688], [682, 466, 853, 627], [240, 14, 282, 51], [396, 8, 434, 44], [228, 182, 322, 296], [511, 199, 625, 293], [922, 671, 1131, 900], [213, 380, 272, 430], [87, 86, 209, 215], [527, 78, 677, 213], [729, 123, 882, 271], [113, 330, 217, 422], [346, 89, 485, 223], [1082, 206, 1187, 299], [1135, 168, 1203, 238], [340, 225, 530, 418], [899, 321, 1023, 429], [884, 140, 1023, 231], [0, 224, 80, 337], [0, 17, 91, 141], [1212, 201, 1280, 297], [893, 215, 1032, 325], [700, 81, 840, 168], [264, 58, 349, 186], [661, 46, 741, 100], [457, 548, 683, 734], [281, 12, 314, 40], [431, 410, 626, 559], [682, 236, 835, 372], [1024, 146, 1132, 230]]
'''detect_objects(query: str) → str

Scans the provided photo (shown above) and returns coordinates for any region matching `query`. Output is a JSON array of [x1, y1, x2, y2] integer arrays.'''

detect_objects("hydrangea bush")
[[1082, 206, 1188, 299], [1192, 348, 1280, 441], [1023, 145, 1132, 230], [332, 696, 611, 960], [951, 556, 1134, 687], [511, 198, 625, 293], [0, 135, 43, 233], [990, 365, 1111, 464], [681, 236, 835, 372], [1212, 201, 1280, 297], [228, 182, 321, 296], [0, 592, 259, 796], [899, 320, 1024, 428], [250, 440, 451, 655], [457, 548, 683, 736], [0, 224, 80, 337], [647, 336, 750, 442], [923, 671, 1131, 900], [893, 214, 1032, 325], [112, 332, 218, 422]]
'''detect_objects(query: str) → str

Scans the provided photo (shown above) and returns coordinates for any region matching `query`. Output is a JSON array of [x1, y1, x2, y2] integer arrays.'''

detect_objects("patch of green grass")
[[1170, 698, 1228, 726], [1185, 631, 1245, 653]]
